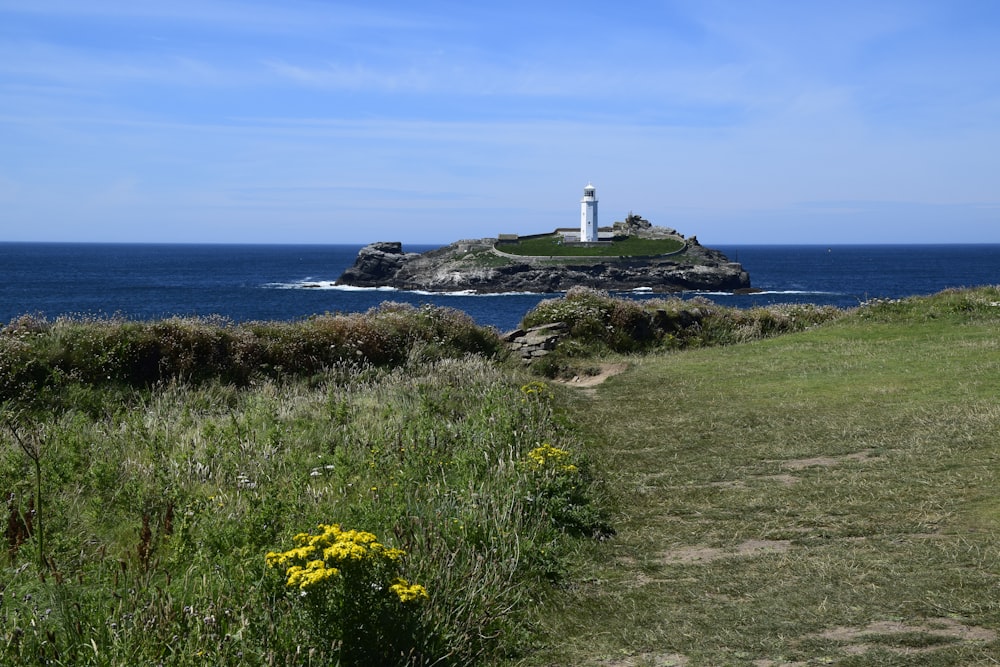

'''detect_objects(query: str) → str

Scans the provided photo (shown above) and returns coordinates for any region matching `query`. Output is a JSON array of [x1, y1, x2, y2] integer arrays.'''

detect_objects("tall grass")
[[0, 306, 605, 665]]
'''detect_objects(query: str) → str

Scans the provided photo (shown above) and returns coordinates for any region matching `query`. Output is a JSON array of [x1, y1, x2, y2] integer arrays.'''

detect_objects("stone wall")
[[501, 322, 568, 362]]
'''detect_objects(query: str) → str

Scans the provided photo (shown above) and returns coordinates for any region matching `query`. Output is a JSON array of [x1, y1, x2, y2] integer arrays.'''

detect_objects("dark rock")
[[336, 241, 420, 287], [500, 328, 525, 342]]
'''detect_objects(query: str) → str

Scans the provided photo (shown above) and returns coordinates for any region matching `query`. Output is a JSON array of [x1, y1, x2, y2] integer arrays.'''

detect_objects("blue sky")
[[1, 1, 998, 245]]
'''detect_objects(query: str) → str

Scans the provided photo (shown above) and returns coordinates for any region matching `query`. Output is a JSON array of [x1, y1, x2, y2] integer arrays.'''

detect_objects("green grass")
[[499, 234, 684, 258], [0, 310, 605, 666], [519, 288, 1000, 665], [4, 288, 1000, 665], [459, 248, 516, 268]]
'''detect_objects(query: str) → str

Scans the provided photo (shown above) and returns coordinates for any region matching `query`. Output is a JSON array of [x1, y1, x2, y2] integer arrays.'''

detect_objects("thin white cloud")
[[0, 0, 439, 33], [262, 60, 435, 93], [0, 41, 237, 86]]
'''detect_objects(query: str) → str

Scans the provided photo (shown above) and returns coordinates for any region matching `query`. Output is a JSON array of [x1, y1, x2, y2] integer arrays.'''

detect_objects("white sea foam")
[[692, 289, 843, 296], [268, 280, 844, 300], [265, 279, 544, 296], [409, 289, 546, 297], [266, 280, 398, 292], [330, 285, 399, 292]]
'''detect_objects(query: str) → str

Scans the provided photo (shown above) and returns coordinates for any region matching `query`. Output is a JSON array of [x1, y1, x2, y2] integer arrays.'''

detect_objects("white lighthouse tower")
[[580, 183, 598, 242]]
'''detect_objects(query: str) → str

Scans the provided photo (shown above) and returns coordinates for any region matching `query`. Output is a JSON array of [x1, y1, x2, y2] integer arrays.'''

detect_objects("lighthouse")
[[580, 183, 598, 242]]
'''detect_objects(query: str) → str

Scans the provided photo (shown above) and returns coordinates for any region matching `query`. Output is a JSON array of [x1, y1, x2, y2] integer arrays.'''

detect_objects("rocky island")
[[336, 214, 751, 294]]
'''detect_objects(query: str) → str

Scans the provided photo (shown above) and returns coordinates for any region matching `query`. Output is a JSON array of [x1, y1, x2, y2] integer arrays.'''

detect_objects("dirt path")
[[555, 362, 628, 387]]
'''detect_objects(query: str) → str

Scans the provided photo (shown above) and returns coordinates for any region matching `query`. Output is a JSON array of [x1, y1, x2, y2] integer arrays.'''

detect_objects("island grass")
[[520, 288, 1000, 665], [499, 235, 684, 258], [459, 248, 517, 268]]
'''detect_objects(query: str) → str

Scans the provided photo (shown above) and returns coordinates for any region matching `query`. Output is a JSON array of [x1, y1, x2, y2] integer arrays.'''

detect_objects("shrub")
[[520, 287, 844, 357], [0, 305, 505, 404]]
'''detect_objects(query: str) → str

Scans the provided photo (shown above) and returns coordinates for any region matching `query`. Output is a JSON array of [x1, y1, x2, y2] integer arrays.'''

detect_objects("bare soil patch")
[[811, 617, 997, 657], [753, 618, 997, 665], [816, 617, 997, 643], [780, 449, 880, 471], [658, 539, 792, 565], [560, 362, 629, 387]]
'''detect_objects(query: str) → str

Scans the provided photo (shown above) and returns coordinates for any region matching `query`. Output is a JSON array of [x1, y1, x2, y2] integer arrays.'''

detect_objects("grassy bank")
[[524, 288, 1000, 665]]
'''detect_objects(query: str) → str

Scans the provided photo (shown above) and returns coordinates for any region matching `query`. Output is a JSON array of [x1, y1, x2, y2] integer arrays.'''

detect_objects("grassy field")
[[2, 290, 999, 665], [499, 235, 685, 258], [522, 289, 1000, 665]]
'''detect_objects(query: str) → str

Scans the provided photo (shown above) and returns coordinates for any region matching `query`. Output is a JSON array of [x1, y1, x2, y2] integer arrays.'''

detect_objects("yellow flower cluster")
[[520, 381, 552, 400], [524, 443, 579, 474], [266, 523, 422, 601], [389, 577, 430, 603], [286, 559, 338, 589]]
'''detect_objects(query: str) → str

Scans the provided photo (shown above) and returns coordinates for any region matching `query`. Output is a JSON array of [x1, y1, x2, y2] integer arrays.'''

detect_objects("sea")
[[2, 243, 999, 333]]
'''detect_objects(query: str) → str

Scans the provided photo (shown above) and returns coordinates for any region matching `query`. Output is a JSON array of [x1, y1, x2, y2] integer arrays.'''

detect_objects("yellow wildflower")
[[286, 559, 338, 590], [267, 523, 423, 595], [520, 381, 552, 399], [323, 540, 368, 562], [381, 547, 406, 561], [390, 578, 429, 603]]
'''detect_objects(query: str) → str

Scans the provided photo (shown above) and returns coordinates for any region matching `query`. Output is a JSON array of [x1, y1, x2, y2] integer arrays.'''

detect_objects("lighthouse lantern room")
[[580, 183, 598, 242]]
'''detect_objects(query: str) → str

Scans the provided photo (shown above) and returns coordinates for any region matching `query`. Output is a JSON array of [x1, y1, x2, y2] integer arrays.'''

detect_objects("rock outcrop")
[[336, 228, 750, 294], [337, 242, 420, 284]]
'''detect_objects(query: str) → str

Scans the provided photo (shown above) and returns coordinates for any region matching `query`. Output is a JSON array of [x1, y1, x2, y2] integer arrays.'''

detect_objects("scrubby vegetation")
[[520, 286, 844, 376], [0, 304, 606, 665], [0, 303, 502, 402]]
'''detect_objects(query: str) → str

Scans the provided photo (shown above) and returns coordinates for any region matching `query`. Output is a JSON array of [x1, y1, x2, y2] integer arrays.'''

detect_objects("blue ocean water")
[[1, 243, 999, 332]]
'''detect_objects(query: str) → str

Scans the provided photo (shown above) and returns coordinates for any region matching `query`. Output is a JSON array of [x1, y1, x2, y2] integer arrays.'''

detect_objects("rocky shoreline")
[[336, 227, 751, 294]]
